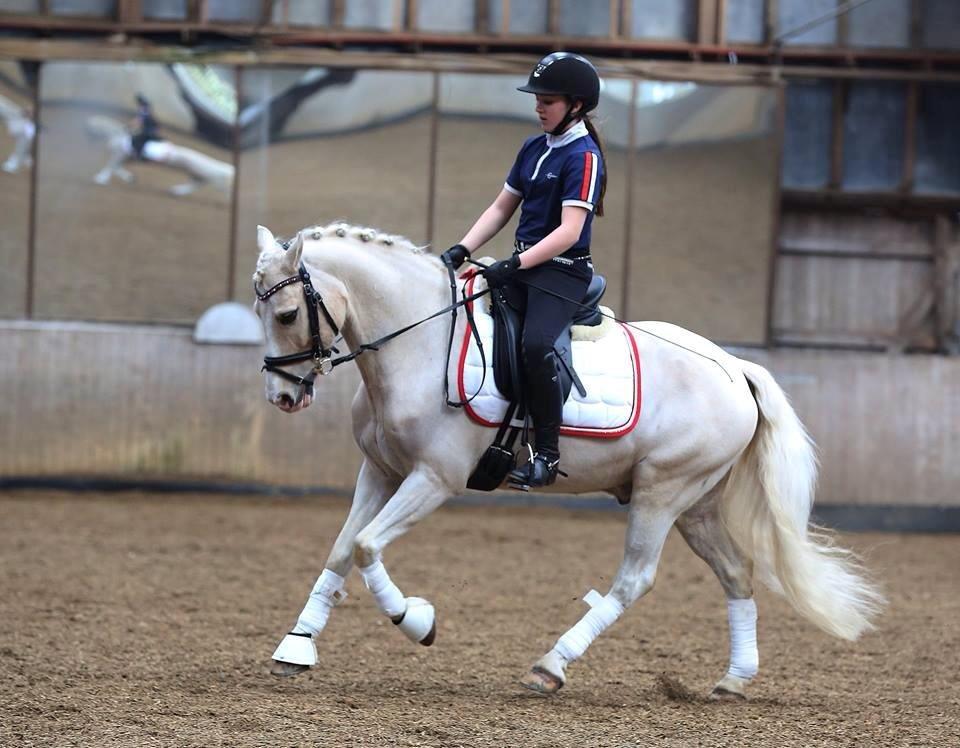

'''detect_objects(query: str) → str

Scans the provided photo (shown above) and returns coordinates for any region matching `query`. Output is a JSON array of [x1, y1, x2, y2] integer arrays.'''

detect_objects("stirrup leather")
[[508, 452, 560, 490]]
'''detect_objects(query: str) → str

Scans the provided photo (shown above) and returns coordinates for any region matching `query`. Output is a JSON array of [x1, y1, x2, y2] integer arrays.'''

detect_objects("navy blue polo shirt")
[[504, 121, 603, 257]]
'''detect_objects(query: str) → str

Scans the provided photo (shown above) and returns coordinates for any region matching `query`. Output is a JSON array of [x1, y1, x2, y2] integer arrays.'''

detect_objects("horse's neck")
[[308, 241, 448, 404]]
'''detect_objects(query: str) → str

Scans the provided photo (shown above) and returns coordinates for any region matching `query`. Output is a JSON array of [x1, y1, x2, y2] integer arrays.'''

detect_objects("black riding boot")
[[508, 353, 563, 489]]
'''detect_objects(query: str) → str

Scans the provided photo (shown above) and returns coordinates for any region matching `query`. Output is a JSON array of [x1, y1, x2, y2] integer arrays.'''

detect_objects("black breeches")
[[514, 260, 592, 455]]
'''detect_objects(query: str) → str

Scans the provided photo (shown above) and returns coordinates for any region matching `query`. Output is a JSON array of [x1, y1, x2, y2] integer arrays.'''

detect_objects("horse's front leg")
[[352, 465, 454, 647], [270, 460, 398, 677]]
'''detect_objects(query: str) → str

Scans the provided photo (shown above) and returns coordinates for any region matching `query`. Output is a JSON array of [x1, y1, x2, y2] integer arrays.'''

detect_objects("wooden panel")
[[772, 254, 935, 347], [779, 210, 933, 256], [0, 322, 363, 487], [734, 347, 960, 506]]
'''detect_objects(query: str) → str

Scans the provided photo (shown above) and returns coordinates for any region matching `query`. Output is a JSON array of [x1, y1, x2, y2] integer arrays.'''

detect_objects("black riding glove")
[[482, 254, 521, 289], [440, 243, 471, 270]]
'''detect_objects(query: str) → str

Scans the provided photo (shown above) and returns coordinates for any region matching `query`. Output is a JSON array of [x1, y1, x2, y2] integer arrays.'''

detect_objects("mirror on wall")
[[0, 60, 36, 318], [33, 61, 235, 322], [625, 81, 780, 344], [234, 66, 433, 298]]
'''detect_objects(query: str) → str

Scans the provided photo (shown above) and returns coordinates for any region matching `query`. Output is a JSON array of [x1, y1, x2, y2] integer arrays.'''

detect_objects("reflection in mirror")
[[435, 72, 627, 315], [234, 67, 432, 298], [33, 62, 234, 322], [625, 81, 779, 344], [0, 60, 36, 318]]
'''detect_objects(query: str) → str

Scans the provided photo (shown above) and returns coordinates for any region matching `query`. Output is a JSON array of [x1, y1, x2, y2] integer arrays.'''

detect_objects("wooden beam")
[[766, 82, 786, 347], [406, 0, 418, 31], [331, 0, 346, 28], [499, 0, 510, 35], [765, 0, 778, 45], [716, 0, 727, 46], [828, 79, 846, 189], [426, 72, 439, 248], [901, 80, 917, 194], [909, 0, 923, 48], [226, 65, 242, 302], [621, 0, 632, 39], [697, 0, 719, 45], [118, 0, 143, 24], [25, 63, 40, 319], [547, 0, 558, 35], [475, 0, 489, 34], [608, 0, 618, 39], [621, 78, 637, 322]]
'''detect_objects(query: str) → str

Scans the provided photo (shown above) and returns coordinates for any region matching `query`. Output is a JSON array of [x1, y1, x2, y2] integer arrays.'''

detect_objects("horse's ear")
[[284, 231, 305, 271], [257, 225, 276, 253]]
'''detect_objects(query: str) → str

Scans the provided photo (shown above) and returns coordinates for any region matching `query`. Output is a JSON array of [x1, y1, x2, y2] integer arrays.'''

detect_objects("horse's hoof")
[[520, 666, 564, 695], [270, 660, 310, 678], [709, 674, 749, 701], [420, 619, 436, 647]]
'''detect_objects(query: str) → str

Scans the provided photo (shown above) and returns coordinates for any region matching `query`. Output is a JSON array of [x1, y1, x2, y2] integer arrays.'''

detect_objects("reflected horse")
[[85, 115, 233, 197], [253, 222, 884, 698], [0, 93, 34, 174]]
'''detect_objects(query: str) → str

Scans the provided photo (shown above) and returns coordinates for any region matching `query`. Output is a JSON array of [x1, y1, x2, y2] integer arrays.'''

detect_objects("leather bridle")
[[256, 257, 492, 406], [256, 262, 342, 400]]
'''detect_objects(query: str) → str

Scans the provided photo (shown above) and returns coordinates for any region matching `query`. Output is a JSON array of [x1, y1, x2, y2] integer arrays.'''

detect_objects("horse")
[[0, 93, 34, 174], [85, 115, 233, 197], [253, 221, 884, 698]]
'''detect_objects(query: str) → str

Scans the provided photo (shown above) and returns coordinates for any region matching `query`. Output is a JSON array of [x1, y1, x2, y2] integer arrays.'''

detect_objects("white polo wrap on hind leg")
[[726, 597, 759, 679], [359, 560, 406, 619], [292, 568, 348, 636], [554, 589, 624, 663]]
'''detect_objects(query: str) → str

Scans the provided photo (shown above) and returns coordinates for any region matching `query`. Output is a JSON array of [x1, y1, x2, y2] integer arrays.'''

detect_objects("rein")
[[256, 260, 490, 402]]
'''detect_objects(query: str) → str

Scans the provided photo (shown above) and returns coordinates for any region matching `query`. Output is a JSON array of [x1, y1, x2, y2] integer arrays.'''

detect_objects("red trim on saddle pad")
[[455, 276, 642, 439]]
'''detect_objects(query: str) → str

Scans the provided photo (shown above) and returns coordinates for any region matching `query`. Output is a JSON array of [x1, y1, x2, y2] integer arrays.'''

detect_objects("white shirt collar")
[[545, 120, 588, 148]]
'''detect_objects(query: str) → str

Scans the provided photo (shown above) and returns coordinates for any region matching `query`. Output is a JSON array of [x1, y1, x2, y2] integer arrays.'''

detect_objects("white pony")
[[253, 222, 884, 698], [0, 93, 35, 174], [85, 115, 233, 197]]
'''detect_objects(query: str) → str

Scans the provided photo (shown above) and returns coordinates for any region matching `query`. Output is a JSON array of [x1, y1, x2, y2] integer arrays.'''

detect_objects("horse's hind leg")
[[521, 477, 703, 695], [675, 478, 758, 700], [270, 459, 397, 677]]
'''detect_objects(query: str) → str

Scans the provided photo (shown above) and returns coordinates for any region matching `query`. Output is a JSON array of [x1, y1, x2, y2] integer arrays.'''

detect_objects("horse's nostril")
[[277, 393, 294, 408]]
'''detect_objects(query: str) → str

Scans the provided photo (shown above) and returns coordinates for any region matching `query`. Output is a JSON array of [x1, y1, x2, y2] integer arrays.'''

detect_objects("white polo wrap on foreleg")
[[554, 589, 624, 663], [726, 597, 759, 679], [292, 568, 348, 636], [359, 560, 406, 619]]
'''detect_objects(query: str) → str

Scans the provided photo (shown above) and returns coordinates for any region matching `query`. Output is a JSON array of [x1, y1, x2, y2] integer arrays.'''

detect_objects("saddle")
[[490, 274, 607, 405], [468, 274, 607, 491]]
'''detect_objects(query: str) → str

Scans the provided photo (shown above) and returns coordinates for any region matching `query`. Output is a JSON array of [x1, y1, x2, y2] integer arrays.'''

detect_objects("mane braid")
[[299, 222, 428, 255]]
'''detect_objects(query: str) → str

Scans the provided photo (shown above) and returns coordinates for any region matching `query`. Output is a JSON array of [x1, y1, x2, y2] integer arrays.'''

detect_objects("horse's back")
[[629, 320, 743, 379]]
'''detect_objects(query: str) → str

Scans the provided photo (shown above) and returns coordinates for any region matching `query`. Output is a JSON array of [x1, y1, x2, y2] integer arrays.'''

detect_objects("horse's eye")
[[277, 309, 298, 326]]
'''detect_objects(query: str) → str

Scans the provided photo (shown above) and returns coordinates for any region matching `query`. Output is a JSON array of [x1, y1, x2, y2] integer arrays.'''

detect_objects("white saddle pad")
[[456, 275, 641, 438]]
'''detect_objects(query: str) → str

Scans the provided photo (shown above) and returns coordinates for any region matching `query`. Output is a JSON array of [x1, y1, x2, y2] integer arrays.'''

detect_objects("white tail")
[[721, 360, 885, 640]]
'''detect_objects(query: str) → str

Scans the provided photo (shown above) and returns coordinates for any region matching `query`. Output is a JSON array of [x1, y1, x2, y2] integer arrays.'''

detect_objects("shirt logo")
[[545, 172, 558, 180]]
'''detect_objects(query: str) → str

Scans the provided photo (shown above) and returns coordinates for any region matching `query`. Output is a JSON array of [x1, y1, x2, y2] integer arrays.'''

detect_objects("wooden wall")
[[3, 321, 959, 508]]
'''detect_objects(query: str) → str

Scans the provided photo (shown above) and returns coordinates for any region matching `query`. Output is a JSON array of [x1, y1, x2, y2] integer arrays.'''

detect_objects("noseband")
[[256, 263, 341, 399]]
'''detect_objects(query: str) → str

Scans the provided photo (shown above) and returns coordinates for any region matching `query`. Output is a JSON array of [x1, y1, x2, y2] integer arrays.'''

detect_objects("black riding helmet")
[[517, 52, 600, 114]]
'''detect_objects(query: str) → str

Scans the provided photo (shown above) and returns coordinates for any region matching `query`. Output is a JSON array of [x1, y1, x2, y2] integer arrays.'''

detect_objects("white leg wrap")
[[359, 560, 406, 619], [554, 589, 624, 664], [727, 597, 759, 680], [291, 569, 347, 636]]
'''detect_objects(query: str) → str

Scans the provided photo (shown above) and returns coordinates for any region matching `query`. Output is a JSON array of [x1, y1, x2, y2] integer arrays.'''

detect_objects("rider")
[[129, 93, 160, 160], [441, 52, 606, 489]]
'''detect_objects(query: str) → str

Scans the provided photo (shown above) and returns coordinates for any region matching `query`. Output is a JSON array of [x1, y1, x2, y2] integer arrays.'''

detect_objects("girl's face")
[[535, 94, 581, 133]]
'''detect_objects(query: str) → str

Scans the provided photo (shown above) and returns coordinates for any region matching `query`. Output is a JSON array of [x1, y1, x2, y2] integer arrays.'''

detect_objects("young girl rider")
[[441, 52, 607, 489]]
